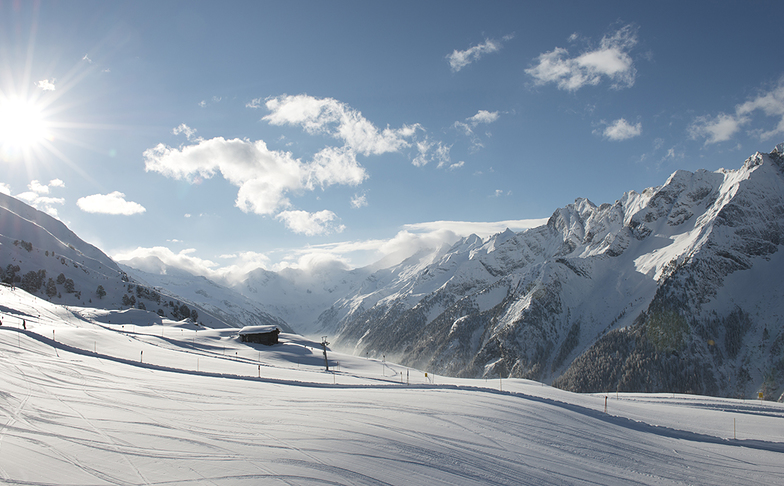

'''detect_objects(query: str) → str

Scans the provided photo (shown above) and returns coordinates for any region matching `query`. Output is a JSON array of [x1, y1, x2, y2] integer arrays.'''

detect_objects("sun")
[[0, 96, 50, 155]]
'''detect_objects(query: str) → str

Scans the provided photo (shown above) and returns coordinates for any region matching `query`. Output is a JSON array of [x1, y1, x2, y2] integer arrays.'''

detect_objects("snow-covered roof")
[[238, 325, 280, 335]]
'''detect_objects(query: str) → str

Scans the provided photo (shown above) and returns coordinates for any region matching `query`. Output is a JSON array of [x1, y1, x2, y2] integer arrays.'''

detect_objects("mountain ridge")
[[322, 145, 784, 399]]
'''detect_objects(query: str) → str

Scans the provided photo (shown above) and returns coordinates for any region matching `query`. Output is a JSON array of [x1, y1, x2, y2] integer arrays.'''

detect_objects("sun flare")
[[0, 96, 49, 153]]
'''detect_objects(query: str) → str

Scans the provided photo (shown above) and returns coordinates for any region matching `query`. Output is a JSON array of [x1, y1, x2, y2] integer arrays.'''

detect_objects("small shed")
[[238, 325, 281, 345]]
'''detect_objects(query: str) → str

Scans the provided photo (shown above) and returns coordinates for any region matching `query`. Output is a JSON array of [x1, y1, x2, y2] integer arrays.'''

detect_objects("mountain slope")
[[2, 284, 783, 485], [121, 263, 292, 332], [326, 145, 784, 399], [0, 193, 233, 328]]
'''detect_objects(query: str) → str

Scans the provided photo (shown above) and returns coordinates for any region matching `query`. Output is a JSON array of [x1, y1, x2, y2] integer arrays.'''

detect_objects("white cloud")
[[114, 246, 220, 277], [82, 54, 92, 63], [275, 209, 345, 236], [16, 192, 65, 217], [15, 180, 66, 217], [689, 113, 745, 144], [144, 137, 367, 217], [601, 118, 642, 141], [447, 35, 513, 72], [448, 161, 465, 170], [76, 191, 146, 215], [526, 25, 638, 91], [28, 180, 50, 194], [402, 218, 547, 238], [467, 110, 500, 125], [690, 79, 784, 145], [0, 183, 10, 195], [115, 217, 549, 282], [198, 100, 207, 108], [350, 193, 368, 209], [35, 79, 55, 91], [263, 94, 419, 156], [172, 123, 198, 140]]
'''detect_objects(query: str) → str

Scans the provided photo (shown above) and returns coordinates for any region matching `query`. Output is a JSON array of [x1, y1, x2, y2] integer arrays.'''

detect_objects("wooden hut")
[[238, 325, 281, 345]]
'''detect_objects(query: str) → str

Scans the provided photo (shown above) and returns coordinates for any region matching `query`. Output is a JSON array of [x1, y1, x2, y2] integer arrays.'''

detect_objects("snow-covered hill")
[[0, 192, 234, 329], [1, 285, 782, 485], [120, 264, 292, 332], [324, 145, 784, 400]]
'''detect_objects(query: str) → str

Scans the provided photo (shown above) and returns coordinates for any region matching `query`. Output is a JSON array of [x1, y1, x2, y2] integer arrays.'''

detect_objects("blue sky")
[[2, 0, 784, 277]]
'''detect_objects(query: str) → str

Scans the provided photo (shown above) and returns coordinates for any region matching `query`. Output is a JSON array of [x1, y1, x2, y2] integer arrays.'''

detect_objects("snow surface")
[[1, 286, 783, 485]]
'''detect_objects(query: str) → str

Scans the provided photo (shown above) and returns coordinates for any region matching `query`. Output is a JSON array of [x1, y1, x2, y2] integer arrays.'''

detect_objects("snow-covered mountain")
[[0, 192, 239, 328], [323, 145, 784, 399], [6, 145, 784, 400]]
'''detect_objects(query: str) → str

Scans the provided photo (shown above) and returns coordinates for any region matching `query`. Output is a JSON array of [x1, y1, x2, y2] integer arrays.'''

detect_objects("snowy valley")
[[0, 284, 783, 484]]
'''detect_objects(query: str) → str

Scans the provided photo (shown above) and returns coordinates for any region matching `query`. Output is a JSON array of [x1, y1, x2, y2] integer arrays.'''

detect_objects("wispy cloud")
[[689, 78, 784, 145], [77, 191, 146, 215], [350, 193, 368, 209], [172, 123, 198, 140], [412, 138, 451, 168], [598, 118, 642, 141], [454, 110, 501, 151], [526, 25, 638, 91], [447, 35, 513, 72], [403, 218, 546, 237], [0, 183, 10, 195]]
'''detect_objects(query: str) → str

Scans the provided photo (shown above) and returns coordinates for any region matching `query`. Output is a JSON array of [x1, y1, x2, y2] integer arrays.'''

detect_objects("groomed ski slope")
[[0, 286, 782, 485]]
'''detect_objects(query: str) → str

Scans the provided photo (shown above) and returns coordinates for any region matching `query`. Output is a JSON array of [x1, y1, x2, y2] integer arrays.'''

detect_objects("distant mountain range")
[[3, 144, 783, 400]]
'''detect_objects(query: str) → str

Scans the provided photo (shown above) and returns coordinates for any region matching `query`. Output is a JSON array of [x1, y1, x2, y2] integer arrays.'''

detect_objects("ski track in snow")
[[0, 287, 783, 485]]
